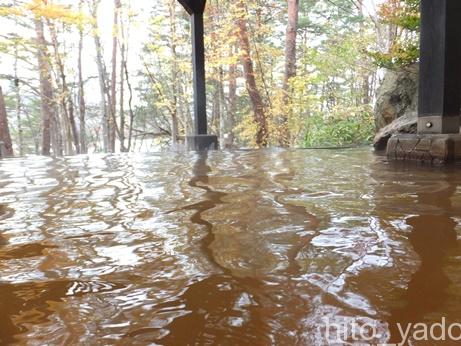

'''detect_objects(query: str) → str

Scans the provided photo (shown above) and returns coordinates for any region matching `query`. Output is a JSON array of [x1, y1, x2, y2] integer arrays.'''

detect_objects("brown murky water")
[[0, 148, 460, 345]]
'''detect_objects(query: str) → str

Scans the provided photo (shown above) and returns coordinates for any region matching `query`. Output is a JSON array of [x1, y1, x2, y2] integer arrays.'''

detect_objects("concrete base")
[[387, 133, 461, 164], [186, 135, 219, 151]]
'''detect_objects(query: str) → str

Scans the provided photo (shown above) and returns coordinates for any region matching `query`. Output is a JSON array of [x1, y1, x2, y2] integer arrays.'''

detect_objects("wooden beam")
[[178, 0, 207, 135], [177, 0, 206, 15], [418, 0, 461, 134]]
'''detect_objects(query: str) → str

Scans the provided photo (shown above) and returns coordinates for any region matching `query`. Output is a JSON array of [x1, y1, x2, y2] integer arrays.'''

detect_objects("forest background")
[[0, 0, 419, 156]]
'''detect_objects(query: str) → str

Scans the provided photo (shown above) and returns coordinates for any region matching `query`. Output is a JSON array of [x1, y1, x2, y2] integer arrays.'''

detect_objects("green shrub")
[[303, 111, 374, 148]]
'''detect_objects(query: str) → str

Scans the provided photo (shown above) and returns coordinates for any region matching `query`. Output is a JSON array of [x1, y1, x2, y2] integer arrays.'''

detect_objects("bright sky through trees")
[[0, 0, 409, 156]]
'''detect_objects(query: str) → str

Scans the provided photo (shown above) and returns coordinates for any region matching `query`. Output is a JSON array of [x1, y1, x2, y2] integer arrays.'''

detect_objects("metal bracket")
[[417, 116, 460, 134]]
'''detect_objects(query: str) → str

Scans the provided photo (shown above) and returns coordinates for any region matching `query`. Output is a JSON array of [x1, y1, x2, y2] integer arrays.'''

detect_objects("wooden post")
[[178, 0, 207, 135], [178, 0, 218, 150], [418, 0, 461, 134], [387, 0, 461, 163], [191, 11, 207, 135]]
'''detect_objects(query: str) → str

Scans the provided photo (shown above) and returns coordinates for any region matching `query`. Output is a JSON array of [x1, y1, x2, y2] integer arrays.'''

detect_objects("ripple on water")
[[0, 149, 460, 345]]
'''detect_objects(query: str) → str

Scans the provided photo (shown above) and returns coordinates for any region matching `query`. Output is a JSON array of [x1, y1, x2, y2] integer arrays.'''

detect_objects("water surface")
[[0, 148, 460, 345]]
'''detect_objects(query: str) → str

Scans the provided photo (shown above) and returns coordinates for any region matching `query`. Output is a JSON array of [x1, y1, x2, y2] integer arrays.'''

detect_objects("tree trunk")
[[280, 0, 299, 147], [51, 105, 64, 156], [58, 97, 73, 155], [358, 0, 371, 105], [236, 1, 268, 147], [124, 50, 135, 152], [218, 67, 227, 147], [48, 20, 80, 155], [13, 38, 23, 156], [0, 86, 14, 157], [119, 39, 126, 152], [284, 0, 299, 89], [34, 17, 54, 156], [178, 77, 193, 135], [227, 44, 237, 147], [211, 81, 220, 137], [168, 0, 179, 147], [78, 1, 87, 154], [119, 0, 134, 152], [109, 0, 121, 152], [90, 0, 110, 152]]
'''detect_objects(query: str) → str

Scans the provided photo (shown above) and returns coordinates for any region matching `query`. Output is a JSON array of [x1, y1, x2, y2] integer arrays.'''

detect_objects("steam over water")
[[0, 149, 460, 344]]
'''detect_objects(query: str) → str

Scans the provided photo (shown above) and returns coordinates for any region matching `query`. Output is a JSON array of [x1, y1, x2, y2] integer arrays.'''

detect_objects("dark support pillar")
[[417, 0, 461, 134], [191, 12, 207, 135], [387, 0, 461, 163], [178, 0, 218, 150]]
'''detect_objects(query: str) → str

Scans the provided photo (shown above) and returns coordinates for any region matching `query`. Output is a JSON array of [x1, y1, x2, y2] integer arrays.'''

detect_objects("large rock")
[[373, 64, 419, 150], [373, 112, 417, 151], [374, 64, 418, 130]]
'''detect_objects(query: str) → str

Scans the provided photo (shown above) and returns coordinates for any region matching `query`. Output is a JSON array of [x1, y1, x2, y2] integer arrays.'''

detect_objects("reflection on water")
[[388, 176, 459, 344], [0, 149, 460, 345]]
